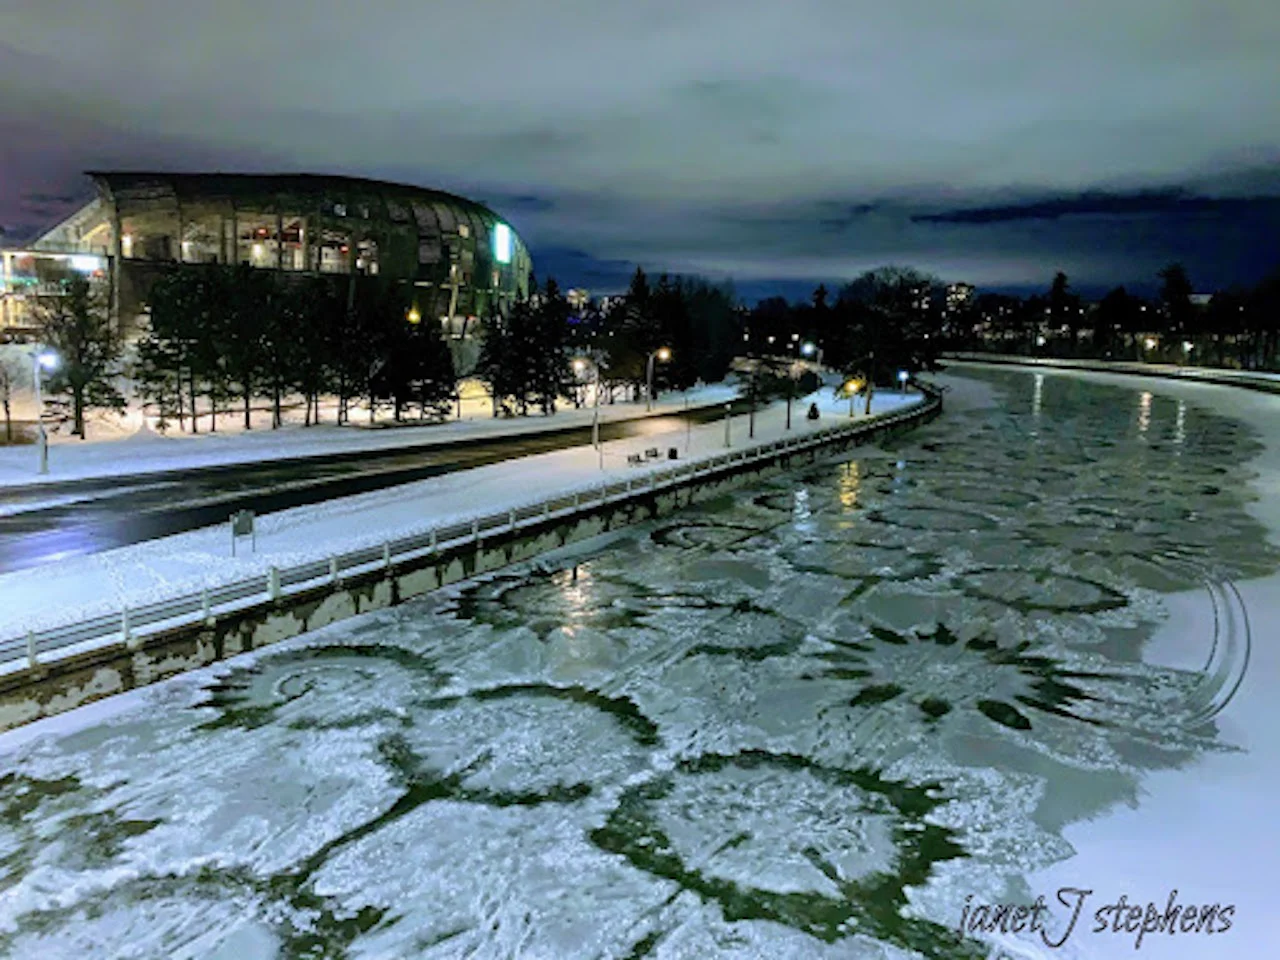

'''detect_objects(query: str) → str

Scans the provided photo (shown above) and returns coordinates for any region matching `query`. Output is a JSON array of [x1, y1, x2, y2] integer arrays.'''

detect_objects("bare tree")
[[0, 354, 18, 443]]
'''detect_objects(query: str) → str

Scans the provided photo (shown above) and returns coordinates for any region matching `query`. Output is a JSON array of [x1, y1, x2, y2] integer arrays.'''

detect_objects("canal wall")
[[942, 352, 1280, 396], [0, 388, 942, 731]]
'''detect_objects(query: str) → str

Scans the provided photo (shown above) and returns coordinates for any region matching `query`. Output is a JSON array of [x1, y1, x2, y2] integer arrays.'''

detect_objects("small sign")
[[231, 510, 256, 556]]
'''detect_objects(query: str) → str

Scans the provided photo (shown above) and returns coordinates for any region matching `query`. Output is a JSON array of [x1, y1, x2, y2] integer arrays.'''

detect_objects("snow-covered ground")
[[954, 360, 1280, 960], [0, 374, 738, 489], [0, 365, 1274, 959], [0, 385, 917, 647]]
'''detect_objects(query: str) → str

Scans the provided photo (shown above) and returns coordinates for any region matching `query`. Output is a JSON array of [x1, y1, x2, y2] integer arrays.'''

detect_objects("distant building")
[[566, 288, 590, 311], [599, 295, 627, 315], [2, 172, 533, 339], [945, 282, 975, 313]]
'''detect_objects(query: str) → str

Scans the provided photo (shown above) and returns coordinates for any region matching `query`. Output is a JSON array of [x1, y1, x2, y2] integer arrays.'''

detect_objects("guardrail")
[[0, 388, 940, 673]]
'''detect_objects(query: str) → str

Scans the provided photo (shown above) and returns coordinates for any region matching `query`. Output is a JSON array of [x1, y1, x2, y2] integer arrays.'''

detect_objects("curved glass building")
[[17, 172, 533, 337]]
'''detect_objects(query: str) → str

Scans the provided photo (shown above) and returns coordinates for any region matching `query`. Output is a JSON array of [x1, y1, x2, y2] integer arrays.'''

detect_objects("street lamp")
[[31, 350, 58, 475], [842, 378, 862, 419], [645, 346, 671, 412], [574, 356, 605, 468], [897, 370, 909, 394]]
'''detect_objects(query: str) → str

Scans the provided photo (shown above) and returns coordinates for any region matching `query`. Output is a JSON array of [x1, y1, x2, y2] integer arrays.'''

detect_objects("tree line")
[[952, 263, 1280, 367], [25, 256, 1280, 440], [24, 264, 743, 438]]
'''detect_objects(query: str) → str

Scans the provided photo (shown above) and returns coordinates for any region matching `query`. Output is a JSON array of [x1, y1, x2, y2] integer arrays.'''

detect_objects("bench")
[[627, 453, 644, 467]]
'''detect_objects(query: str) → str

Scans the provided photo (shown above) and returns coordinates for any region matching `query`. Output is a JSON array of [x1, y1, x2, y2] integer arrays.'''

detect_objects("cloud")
[[2, 1, 1278, 292], [912, 191, 1280, 224]]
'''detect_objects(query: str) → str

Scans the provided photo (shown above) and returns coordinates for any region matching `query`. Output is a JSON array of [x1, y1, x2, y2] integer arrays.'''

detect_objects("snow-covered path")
[[0, 386, 915, 644], [0, 383, 739, 489]]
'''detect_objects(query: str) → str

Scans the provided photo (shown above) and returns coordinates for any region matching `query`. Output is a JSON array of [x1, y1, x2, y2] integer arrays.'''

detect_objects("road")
[[0, 401, 748, 574]]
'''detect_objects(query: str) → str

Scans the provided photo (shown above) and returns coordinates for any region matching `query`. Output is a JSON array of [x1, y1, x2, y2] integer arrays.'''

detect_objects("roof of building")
[[86, 171, 506, 223]]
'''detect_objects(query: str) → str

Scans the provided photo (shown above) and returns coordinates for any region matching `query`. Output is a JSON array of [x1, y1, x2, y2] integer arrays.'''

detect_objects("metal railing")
[[1, 390, 940, 673]]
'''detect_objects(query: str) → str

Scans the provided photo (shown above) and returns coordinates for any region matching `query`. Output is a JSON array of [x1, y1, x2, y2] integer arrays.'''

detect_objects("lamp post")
[[785, 370, 793, 430], [575, 357, 604, 469], [31, 350, 58, 475], [645, 346, 671, 412], [843, 379, 859, 419], [685, 389, 692, 453], [897, 369, 909, 394]]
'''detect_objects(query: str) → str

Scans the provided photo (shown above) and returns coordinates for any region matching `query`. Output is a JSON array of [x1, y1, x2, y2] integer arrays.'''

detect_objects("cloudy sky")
[[2, 1, 1278, 300]]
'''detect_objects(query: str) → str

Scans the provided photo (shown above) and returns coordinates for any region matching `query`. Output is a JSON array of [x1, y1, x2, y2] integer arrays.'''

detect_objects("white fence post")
[[471, 518, 480, 539], [26, 630, 37, 670], [329, 557, 339, 583], [121, 608, 133, 647], [383, 542, 392, 569], [509, 508, 516, 530], [268, 567, 281, 601], [543, 501, 550, 520], [572, 492, 580, 509], [201, 588, 212, 623], [429, 528, 438, 552]]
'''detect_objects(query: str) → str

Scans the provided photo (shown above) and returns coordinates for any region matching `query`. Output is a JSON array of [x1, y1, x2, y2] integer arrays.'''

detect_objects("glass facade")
[[4, 173, 533, 337]]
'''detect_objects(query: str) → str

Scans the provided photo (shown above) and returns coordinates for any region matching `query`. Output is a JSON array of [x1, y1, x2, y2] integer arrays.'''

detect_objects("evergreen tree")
[[145, 268, 213, 432], [133, 333, 187, 433], [477, 297, 526, 415], [526, 278, 573, 414], [1094, 286, 1144, 358], [1048, 271, 1082, 352], [373, 284, 457, 421], [1158, 263, 1196, 338], [35, 274, 125, 438]]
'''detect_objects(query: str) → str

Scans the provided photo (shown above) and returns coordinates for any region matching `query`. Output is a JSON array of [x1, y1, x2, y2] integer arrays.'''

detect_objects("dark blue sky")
[[2, 1, 1277, 303]]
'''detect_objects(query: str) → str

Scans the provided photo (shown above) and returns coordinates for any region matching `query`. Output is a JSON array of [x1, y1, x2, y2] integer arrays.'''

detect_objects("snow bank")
[[0, 387, 917, 643], [991, 364, 1280, 960], [0, 382, 740, 489]]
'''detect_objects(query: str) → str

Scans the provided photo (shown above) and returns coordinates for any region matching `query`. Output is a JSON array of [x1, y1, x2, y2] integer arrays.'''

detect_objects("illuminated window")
[[493, 223, 512, 264], [458, 224, 470, 238]]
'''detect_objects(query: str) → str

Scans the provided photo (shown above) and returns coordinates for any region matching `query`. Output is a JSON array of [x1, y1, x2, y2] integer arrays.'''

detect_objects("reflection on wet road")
[[0, 403, 741, 573], [0, 369, 1273, 958]]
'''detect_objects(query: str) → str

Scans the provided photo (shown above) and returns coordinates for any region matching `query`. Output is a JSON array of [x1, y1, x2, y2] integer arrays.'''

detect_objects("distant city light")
[[656, 347, 672, 361], [493, 223, 513, 264], [36, 351, 58, 370], [801, 342, 816, 357], [1144, 337, 1157, 350], [1183, 341, 1194, 353], [406, 307, 421, 325], [1036, 335, 1046, 346]]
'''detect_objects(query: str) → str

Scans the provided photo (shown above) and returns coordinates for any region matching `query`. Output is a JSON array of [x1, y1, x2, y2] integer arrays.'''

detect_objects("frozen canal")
[[1, 367, 1274, 959]]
